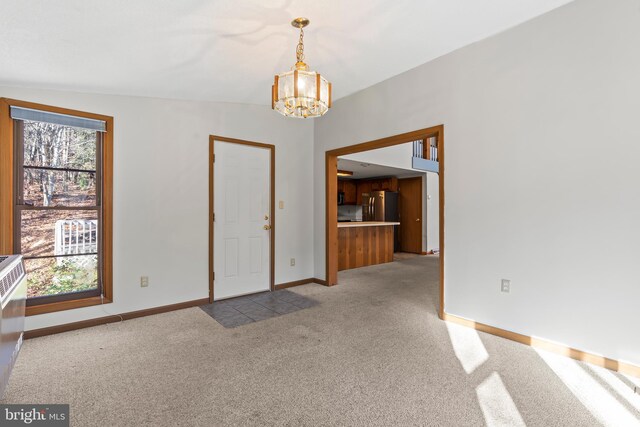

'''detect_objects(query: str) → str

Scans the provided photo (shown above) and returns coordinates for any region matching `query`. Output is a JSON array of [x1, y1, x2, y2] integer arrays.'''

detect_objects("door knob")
[[263, 225, 272, 230], [264, 214, 269, 220], [416, 218, 420, 222]]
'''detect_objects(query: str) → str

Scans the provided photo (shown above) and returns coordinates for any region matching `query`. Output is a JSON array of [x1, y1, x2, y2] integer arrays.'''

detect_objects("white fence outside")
[[54, 219, 98, 266]]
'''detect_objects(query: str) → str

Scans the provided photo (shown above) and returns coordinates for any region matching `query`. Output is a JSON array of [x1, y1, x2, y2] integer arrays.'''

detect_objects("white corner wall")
[[314, 0, 640, 366], [0, 85, 315, 331], [425, 172, 439, 252]]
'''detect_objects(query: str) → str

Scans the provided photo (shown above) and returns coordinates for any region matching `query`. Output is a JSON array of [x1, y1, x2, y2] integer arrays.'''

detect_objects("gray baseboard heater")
[[0, 255, 27, 398]]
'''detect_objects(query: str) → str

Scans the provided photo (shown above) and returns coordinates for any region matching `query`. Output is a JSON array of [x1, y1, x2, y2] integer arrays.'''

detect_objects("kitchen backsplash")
[[338, 205, 362, 221]]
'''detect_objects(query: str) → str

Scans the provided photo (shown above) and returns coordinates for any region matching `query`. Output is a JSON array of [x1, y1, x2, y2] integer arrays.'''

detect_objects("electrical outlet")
[[140, 276, 149, 287], [501, 279, 510, 293], [290, 258, 295, 267]]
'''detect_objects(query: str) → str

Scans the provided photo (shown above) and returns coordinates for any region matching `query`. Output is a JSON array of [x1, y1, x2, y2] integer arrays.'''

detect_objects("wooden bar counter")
[[337, 222, 400, 271]]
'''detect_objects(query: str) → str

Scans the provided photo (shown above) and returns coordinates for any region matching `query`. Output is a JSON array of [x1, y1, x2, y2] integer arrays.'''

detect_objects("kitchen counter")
[[337, 221, 400, 228], [337, 222, 398, 271]]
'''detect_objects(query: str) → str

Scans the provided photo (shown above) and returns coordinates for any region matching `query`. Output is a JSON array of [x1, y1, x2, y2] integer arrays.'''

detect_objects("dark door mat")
[[200, 289, 319, 328]]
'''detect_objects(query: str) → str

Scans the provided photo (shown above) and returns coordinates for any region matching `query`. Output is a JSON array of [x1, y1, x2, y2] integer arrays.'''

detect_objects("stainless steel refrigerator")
[[362, 191, 400, 250]]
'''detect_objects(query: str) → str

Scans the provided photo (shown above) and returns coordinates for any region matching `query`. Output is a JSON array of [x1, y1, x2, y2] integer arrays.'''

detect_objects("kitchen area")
[[336, 158, 429, 271], [337, 175, 400, 271]]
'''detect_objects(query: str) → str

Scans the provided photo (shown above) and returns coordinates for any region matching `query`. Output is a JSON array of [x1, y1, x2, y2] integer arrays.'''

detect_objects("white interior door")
[[214, 141, 271, 300]]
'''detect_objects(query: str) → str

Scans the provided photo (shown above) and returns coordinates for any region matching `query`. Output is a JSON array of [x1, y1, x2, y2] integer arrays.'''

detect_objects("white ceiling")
[[337, 158, 422, 180], [0, 0, 574, 105]]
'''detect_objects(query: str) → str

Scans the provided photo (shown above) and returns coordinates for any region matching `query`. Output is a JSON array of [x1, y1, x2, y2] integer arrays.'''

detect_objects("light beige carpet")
[[3, 257, 639, 426]]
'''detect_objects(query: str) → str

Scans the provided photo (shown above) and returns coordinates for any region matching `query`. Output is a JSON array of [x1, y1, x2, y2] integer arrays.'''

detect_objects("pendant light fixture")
[[272, 18, 331, 118]]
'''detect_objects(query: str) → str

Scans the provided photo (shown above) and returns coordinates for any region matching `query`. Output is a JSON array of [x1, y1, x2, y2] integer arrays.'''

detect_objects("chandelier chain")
[[296, 28, 305, 63]]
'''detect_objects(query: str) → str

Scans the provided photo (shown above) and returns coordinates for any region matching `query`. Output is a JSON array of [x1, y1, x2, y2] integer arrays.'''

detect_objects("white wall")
[[314, 0, 640, 366], [425, 172, 439, 252], [0, 85, 315, 331]]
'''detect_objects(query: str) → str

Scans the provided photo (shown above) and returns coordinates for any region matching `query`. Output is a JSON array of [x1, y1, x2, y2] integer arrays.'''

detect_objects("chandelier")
[[272, 18, 331, 118]]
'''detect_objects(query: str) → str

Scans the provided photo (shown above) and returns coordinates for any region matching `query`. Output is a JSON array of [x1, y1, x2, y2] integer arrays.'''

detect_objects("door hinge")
[[213, 154, 215, 162], [213, 272, 215, 281], [213, 212, 215, 222]]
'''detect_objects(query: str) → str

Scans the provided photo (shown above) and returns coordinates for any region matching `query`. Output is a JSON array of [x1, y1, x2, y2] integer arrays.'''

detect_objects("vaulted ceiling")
[[0, 0, 575, 105]]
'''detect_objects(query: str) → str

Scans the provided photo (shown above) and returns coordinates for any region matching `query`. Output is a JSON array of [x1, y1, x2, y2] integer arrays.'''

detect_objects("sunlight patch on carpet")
[[475, 372, 526, 427], [536, 349, 640, 427], [446, 320, 489, 374]]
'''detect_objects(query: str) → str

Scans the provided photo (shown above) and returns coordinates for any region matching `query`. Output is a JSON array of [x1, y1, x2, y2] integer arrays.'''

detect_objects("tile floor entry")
[[200, 289, 319, 328]]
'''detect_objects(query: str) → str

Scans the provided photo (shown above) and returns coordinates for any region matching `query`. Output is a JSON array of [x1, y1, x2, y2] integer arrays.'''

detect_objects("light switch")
[[279, 201, 284, 209]]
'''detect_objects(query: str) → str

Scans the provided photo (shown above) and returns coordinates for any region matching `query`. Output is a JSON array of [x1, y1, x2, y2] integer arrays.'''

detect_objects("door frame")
[[398, 176, 424, 254], [325, 125, 445, 318], [209, 135, 276, 303]]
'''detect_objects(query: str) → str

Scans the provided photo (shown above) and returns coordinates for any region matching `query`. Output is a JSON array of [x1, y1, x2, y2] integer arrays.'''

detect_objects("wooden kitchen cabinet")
[[356, 181, 372, 205], [338, 179, 357, 205], [378, 177, 397, 191], [356, 177, 398, 204], [392, 177, 398, 191], [343, 180, 357, 205]]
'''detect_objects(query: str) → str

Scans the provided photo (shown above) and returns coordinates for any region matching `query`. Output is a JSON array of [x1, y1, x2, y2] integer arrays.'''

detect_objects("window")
[[0, 99, 113, 315]]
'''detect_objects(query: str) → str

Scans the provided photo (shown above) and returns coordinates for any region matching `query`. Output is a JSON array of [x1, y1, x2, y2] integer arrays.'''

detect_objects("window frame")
[[0, 98, 113, 316]]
